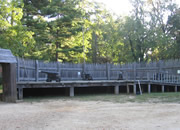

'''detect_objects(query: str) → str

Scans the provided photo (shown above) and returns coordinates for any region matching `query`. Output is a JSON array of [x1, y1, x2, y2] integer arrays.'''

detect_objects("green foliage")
[[118, 0, 179, 62], [46, 0, 86, 61], [145, 0, 178, 60], [0, 0, 35, 57], [21, 0, 89, 62], [166, 8, 180, 59], [1, 0, 180, 63]]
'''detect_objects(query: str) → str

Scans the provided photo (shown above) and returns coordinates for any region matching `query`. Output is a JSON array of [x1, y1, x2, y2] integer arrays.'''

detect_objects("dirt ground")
[[0, 100, 180, 130]]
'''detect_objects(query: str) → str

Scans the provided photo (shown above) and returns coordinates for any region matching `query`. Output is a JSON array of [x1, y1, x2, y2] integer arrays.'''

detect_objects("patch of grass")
[[135, 93, 180, 103], [24, 92, 180, 104], [73, 94, 136, 103]]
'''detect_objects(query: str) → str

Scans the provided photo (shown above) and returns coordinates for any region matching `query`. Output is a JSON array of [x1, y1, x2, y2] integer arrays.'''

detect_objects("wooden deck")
[[15, 58, 180, 100], [17, 80, 180, 100]]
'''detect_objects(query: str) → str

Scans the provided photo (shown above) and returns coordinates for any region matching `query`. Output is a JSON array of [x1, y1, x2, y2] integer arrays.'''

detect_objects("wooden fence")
[[16, 57, 180, 83]]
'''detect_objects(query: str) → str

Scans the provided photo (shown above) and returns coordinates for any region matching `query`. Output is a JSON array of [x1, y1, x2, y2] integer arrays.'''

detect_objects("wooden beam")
[[162, 85, 165, 93], [35, 60, 39, 81], [114, 85, 119, 95], [148, 83, 151, 94], [175, 86, 177, 92], [106, 63, 110, 80], [16, 57, 20, 82], [133, 83, 136, 95], [18, 88, 23, 100], [70, 87, 74, 97], [2, 63, 17, 102], [127, 84, 130, 94]]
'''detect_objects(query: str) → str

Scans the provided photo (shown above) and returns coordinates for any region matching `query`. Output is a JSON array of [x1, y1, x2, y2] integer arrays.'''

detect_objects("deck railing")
[[16, 57, 180, 84]]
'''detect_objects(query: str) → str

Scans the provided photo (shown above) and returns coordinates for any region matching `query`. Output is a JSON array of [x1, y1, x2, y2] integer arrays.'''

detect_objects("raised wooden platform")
[[17, 80, 180, 100]]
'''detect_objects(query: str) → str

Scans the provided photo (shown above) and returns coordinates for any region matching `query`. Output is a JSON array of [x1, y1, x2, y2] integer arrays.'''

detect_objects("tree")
[[21, 0, 52, 60], [166, 8, 180, 58], [119, 0, 154, 62], [3, 0, 179, 63], [40, 0, 85, 62], [0, 0, 35, 57], [21, 0, 88, 62], [86, 2, 124, 63], [118, 0, 179, 62], [146, 0, 178, 60]]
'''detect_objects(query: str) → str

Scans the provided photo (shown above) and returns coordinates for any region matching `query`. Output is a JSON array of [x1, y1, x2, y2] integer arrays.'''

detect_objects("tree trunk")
[[129, 37, 137, 61], [56, 41, 59, 62]]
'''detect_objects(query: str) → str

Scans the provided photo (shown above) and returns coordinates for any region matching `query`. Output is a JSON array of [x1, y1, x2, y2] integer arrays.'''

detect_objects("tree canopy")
[[0, 0, 179, 63]]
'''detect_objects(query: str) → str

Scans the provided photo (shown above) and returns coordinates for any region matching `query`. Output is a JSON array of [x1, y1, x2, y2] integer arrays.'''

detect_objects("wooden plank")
[[16, 57, 20, 82], [18, 88, 23, 100], [106, 63, 110, 80], [114, 85, 119, 95], [35, 60, 39, 81], [70, 87, 74, 97], [133, 83, 136, 94], [133, 63, 136, 80], [19, 78, 36, 81], [19, 66, 35, 70]]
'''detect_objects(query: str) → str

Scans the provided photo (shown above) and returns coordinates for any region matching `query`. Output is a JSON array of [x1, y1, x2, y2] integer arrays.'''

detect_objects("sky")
[[94, 0, 133, 16], [93, 0, 180, 16]]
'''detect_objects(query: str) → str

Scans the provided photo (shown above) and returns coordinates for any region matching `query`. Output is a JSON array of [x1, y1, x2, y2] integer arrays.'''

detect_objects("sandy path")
[[0, 100, 180, 130]]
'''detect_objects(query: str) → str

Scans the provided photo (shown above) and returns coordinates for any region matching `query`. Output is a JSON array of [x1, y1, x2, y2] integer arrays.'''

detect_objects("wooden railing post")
[[155, 73, 157, 81], [147, 72, 150, 81], [35, 60, 39, 81], [57, 62, 61, 77], [16, 57, 20, 82], [160, 73, 162, 82], [164, 73, 167, 83], [125, 71, 128, 80], [106, 63, 110, 80], [82, 62, 85, 74], [133, 63, 136, 80]]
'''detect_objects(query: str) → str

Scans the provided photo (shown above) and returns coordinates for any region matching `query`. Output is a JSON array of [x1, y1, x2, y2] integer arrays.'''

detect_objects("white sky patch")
[[175, 0, 180, 6], [93, 0, 180, 16], [93, 0, 133, 16]]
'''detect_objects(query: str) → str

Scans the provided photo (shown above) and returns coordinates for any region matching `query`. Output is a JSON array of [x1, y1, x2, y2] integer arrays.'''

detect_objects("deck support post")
[[127, 84, 130, 94], [175, 86, 177, 92], [70, 87, 74, 97], [2, 64, 17, 102], [18, 88, 23, 100], [114, 85, 119, 95], [133, 83, 136, 95], [148, 83, 151, 94], [162, 85, 165, 93]]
